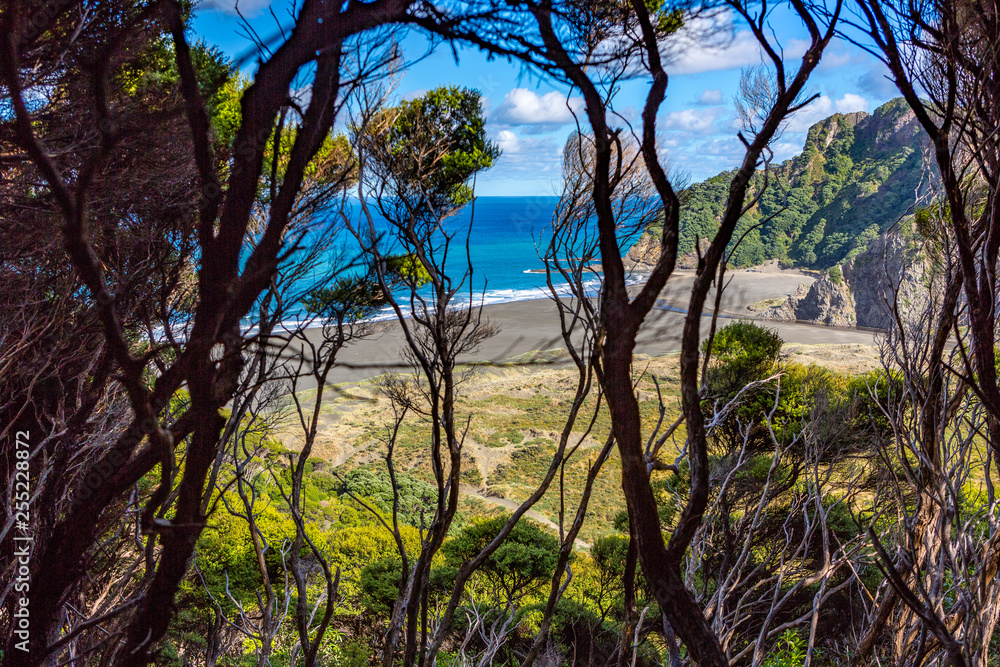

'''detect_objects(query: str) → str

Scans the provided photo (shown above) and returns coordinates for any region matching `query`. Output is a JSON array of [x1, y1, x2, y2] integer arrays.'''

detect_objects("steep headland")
[[631, 97, 930, 274], [628, 97, 935, 328]]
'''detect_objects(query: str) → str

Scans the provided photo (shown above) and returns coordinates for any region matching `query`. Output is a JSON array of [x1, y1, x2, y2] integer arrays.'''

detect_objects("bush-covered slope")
[[678, 98, 930, 268]]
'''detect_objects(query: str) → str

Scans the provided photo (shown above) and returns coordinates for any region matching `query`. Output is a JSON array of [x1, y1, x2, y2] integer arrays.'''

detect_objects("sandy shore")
[[304, 268, 876, 387]]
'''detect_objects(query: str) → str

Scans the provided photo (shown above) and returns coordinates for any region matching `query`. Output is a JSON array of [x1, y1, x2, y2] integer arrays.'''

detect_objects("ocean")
[[290, 196, 643, 322]]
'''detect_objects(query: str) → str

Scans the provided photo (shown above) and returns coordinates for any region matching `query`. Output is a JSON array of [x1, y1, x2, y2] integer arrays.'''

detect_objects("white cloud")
[[699, 89, 724, 105], [199, 0, 272, 15], [835, 93, 869, 113], [489, 129, 562, 178], [662, 135, 747, 181], [786, 96, 834, 132], [697, 136, 744, 158], [492, 88, 583, 128], [662, 107, 721, 134], [662, 12, 808, 75], [818, 50, 854, 69], [771, 141, 803, 162], [784, 94, 869, 133], [495, 129, 520, 153]]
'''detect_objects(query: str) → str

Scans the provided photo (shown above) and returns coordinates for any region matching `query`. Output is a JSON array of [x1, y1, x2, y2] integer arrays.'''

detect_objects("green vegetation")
[[369, 85, 500, 219], [762, 630, 807, 667], [678, 98, 926, 268]]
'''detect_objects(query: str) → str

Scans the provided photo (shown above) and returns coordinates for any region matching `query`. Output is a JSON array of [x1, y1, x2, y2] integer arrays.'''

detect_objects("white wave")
[[155, 272, 648, 339]]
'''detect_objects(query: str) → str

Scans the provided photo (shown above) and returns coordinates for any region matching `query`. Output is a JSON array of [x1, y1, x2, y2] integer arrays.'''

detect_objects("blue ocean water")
[[281, 196, 643, 324]]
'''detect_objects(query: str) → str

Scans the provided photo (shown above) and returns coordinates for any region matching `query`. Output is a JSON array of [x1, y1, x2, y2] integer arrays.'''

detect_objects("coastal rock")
[[624, 233, 660, 270], [793, 275, 856, 326], [676, 251, 698, 270], [624, 233, 700, 271], [748, 283, 805, 321], [749, 275, 856, 326], [843, 228, 930, 330]]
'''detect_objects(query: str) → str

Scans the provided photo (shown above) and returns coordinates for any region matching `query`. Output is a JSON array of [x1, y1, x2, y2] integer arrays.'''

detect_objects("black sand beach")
[[298, 268, 878, 386]]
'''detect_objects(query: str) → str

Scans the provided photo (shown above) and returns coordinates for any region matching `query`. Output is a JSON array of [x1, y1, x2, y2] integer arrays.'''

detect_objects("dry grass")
[[271, 345, 882, 544]]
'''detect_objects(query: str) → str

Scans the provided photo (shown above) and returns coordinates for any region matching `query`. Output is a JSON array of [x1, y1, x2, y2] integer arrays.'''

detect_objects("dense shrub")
[[443, 515, 560, 603], [703, 320, 783, 401]]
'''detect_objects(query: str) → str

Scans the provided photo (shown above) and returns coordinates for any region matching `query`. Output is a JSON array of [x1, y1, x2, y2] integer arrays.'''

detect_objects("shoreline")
[[295, 267, 879, 387]]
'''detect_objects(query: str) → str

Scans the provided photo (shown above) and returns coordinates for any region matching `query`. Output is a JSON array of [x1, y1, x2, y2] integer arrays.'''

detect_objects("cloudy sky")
[[193, 2, 898, 196]]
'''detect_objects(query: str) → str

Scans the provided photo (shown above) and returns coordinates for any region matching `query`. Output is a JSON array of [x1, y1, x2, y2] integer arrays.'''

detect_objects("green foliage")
[[915, 206, 937, 239], [845, 369, 905, 439], [328, 523, 418, 574], [338, 467, 437, 528], [771, 363, 847, 437], [209, 71, 248, 150], [486, 428, 525, 448], [676, 99, 926, 267], [260, 128, 356, 203], [581, 534, 642, 616], [359, 557, 455, 617], [195, 501, 296, 609], [762, 630, 807, 666], [303, 252, 431, 323], [443, 514, 559, 602], [703, 321, 783, 400], [303, 274, 388, 323], [384, 253, 433, 287], [372, 85, 499, 220], [589, 534, 629, 580], [827, 263, 843, 285], [359, 559, 404, 616], [119, 38, 233, 111]]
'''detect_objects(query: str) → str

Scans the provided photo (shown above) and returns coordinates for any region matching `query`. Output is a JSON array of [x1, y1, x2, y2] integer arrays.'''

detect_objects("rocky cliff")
[[624, 234, 698, 271], [751, 275, 857, 327], [627, 98, 930, 274], [792, 275, 856, 327], [749, 225, 933, 329], [843, 227, 931, 330], [624, 233, 660, 271], [671, 97, 930, 269]]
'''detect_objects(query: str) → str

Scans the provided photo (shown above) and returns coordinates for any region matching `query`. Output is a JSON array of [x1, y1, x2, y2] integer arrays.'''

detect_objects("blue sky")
[[192, 1, 899, 196]]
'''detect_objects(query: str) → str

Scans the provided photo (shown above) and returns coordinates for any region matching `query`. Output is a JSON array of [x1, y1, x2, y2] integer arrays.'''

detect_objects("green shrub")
[[762, 629, 806, 667], [485, 428, 525, 448], [338, 467, 436, 528], [846, 368, 904, 439], [703, 321, 784, 400], [359, 559, 403, 615], [443, 514, 559, 602]]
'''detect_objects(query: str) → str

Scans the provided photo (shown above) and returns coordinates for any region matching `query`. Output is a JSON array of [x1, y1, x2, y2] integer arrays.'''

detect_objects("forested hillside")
[[678, 98, 930, 268]]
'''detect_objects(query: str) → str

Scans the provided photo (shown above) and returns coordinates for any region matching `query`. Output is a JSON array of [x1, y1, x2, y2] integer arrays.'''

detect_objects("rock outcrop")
[[624, 235, 698, 271], [751, 275, 856, 327], [750, 227, 934, 330], [624, 233, 660, 271], [622, 98, 929, 274], [792, 275, 856, 326], [843, 228, 930, 330]]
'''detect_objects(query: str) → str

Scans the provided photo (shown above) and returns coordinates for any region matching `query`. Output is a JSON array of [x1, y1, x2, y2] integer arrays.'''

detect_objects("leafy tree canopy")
[[365, 85, 500, 224], [442, 514, 559, 603]]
